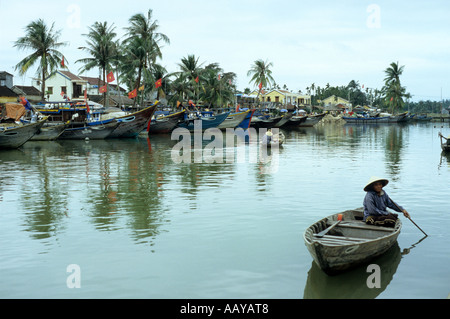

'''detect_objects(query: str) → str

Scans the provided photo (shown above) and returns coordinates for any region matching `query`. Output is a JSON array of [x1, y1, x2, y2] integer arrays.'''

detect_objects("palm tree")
[[76, 21, 118, 102], [124, 9, 170, 104], [383, 62, 406, 114], [247, 59, 275, 103], [177, 54, 204, 103], [14, 19, 67, 101]]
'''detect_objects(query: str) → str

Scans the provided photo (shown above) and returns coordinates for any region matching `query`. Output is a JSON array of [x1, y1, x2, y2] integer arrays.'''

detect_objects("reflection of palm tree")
[[14, 19, 67, 101]]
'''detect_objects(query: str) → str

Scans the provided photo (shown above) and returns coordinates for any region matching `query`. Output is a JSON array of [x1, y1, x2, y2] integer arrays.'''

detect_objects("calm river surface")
[[1, 121, 449, 299]]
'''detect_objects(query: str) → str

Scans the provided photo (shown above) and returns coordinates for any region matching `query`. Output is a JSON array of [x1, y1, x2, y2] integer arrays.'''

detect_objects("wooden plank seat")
[[313, 234, 371, 245], [332, 221, 395, 232]]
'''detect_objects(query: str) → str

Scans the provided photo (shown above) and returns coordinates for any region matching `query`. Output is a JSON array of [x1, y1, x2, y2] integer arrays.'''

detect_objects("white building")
[[33, 70, 88, 102]]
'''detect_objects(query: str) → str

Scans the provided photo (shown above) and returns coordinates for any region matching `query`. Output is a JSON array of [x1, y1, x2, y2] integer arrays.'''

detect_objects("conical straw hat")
[[364, 176, 389, 191]]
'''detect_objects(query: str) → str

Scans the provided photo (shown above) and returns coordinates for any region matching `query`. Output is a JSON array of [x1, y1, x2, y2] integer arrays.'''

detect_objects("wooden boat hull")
[[217, 110, 250, 129], [0, 117, 48, 149], [236, 109, 255, 129], [299, 113, 326, 127], [108, 104, 157, 138], [59, 120, 119, 140], [274, 113, 293, 128], [283, 115, 307, 128], [177, 112, 230, 131], [251, 116, 283, 129], [30, 122, 68, 141], [303, 208, 401, 275], [148, 110, 186, 134], [343, 116, 390, 124]]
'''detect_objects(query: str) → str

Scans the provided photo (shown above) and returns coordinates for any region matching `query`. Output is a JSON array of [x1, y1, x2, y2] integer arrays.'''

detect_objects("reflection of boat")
[[438, 132, 450, 152], [303, 243, 401, 298], [106, 104, 157, 138], [148, 110, 186, 134], [217, 110, 251, 129], [0, 117, 48, 149], [177, 112, 230, 131], [303, 207, 401, 275], [58, 119, 119, 140]]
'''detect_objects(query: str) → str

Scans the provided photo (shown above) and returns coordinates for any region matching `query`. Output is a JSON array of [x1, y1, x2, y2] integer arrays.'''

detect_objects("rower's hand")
[[402, 210, 410, 218]]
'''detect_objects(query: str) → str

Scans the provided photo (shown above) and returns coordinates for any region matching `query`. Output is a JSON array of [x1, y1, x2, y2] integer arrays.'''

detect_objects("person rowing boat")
[[363, 176, 410, 227]]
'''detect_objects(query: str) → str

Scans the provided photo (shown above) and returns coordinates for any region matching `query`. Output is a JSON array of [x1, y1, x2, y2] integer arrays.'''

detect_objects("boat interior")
[[309, 208, 400, 246]]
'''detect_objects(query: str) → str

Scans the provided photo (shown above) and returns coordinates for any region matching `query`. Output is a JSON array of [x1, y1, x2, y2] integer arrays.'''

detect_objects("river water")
[[1, 121, 449, 299]]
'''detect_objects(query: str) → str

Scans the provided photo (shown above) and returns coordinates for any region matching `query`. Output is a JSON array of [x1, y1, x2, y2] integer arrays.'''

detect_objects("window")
[[0, 80, 5, 86], [47, 87, 53, 94], [61, 86, 67, 94]]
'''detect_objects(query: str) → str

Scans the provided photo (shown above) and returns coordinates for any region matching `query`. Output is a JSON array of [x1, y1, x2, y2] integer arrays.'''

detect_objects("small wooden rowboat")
[[303, 208, 401, 275]]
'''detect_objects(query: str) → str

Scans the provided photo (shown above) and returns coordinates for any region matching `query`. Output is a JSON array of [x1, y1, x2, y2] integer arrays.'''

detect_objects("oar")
[[389, 197, 428, 237], [315, 221, 341, 238]]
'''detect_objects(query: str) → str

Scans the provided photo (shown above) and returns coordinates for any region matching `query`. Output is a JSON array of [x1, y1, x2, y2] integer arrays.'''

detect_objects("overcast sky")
[[1, 0, 449, 101]]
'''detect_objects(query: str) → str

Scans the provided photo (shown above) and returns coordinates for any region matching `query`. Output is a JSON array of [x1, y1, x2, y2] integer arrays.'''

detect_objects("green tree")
[[247, 59, 275, 102], [76, 21, 118, 102], [124, 9, 170, 104], [383, 62, 407, 113], [14, 19, 67, 101]]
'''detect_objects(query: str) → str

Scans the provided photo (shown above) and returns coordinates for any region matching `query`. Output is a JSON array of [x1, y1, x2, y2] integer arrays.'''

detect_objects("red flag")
[[155, 78, 162, 88], [85, 89, 90, 113], [128, 88, 137, 99], [390, 97, 393, 101], [107, 71, 115, 83], [61, 56, 65, 68], [218, 74, 221, 80], [258, 82, 262, 89], [195, 76, 199, 83], [99, 85, 107, 93]]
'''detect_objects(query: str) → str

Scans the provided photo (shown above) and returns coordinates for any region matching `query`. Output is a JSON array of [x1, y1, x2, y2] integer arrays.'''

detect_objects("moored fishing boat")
[[217, 110, 250, 129], [148, 109, 186, 134], [283, 115, 307, 128], [299, 113, 327, 127], [342, 115, 390, 124], [303, 207, 401, 275], [105, 103, 157, 138], [0, 117, 48, 149], [177, 111, 230, 131], [30, 122, 68, 141], [58, 118, 119, 140], [236, 109, 255, 129]]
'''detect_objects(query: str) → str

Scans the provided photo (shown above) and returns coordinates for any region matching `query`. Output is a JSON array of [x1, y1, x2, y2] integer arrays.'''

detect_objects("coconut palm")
[[247, 59, 275, 103], [14, 19, 67, 101], [383, 62, 406, 114], [176, 54, 204, 103], [124, 9, 170, 104], [76, 21, 118, 102]]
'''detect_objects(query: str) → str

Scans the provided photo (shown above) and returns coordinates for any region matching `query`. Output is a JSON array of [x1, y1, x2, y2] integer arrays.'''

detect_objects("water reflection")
[[303, 243, 402, 299]]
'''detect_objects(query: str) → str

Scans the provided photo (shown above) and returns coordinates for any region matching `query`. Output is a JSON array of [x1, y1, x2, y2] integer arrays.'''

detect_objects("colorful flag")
[[99, 85, 107, 93], [195, 76, 199, 83], [85, 89, 90, 113], [138, 85, 145, 91], [20, 97, 32, 111], [177, 101, 181, 108], [218, 74, 221, 80], [258, 82, 262, 89], [390, 97, 393, 102], [128, 88, 137, 99], [107, 71, 115, 83], [61, 56, 65, 68], [155, 78, 162, 88]]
